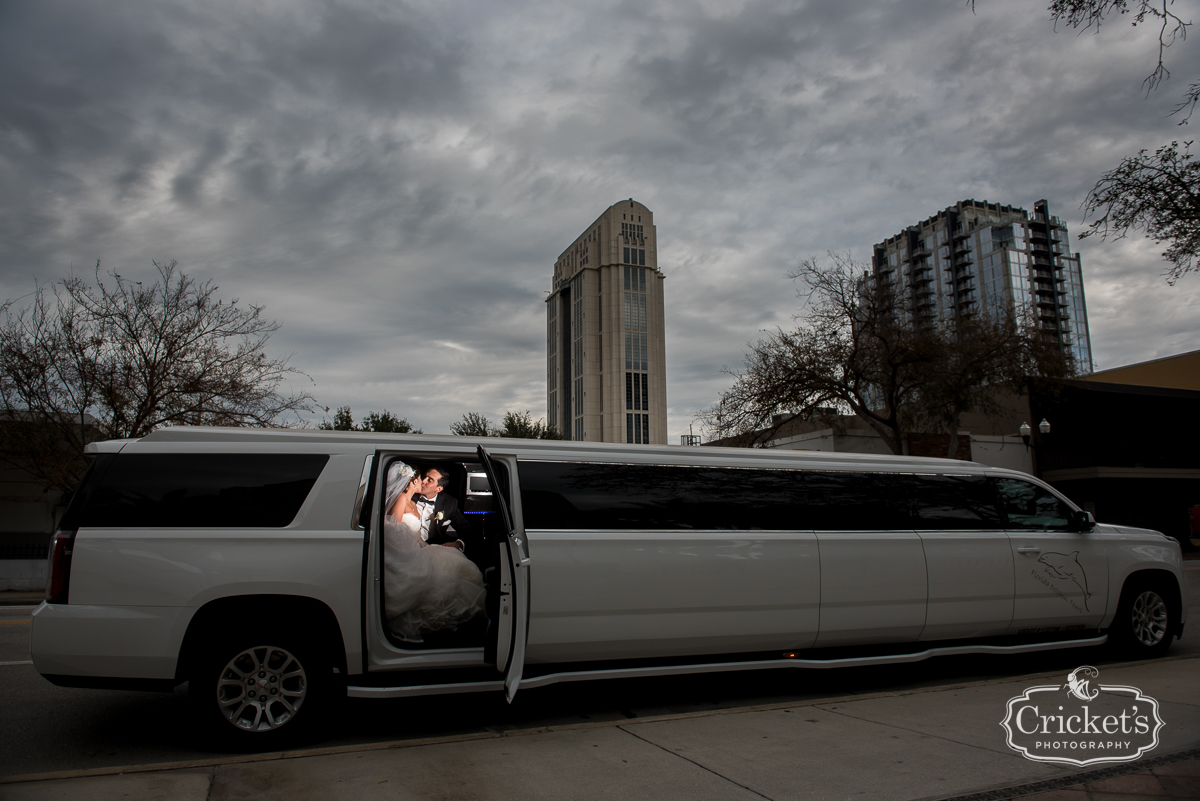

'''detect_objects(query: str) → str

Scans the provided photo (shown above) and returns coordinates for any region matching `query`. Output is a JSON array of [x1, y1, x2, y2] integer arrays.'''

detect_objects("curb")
[[2, 651, 1195, 786], [936, 747, 1200, 801]]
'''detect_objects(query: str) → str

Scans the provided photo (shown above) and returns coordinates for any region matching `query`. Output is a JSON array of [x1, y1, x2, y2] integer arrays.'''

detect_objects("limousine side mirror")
[[1069, 509, 1096, 533]]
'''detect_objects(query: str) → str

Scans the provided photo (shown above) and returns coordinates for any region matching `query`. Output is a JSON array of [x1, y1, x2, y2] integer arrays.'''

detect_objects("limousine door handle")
[[513, 537, 531, 566], [1017, 547, 1042, 554]]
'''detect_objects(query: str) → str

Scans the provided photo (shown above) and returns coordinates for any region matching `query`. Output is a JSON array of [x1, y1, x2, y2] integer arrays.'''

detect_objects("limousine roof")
[[98, 426, 1001, 475]]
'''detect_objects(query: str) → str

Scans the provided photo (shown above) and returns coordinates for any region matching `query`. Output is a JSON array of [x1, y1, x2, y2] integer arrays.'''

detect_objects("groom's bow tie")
[[416, 496, 434, 506]]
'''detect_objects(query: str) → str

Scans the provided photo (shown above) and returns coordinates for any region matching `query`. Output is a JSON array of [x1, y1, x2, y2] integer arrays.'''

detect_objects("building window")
[[624, 291, 646, 332], [625, 413, 649, 444], [626, 372, 633, 410], [625, 332, 648, 370], [641, 374, 648, 411]]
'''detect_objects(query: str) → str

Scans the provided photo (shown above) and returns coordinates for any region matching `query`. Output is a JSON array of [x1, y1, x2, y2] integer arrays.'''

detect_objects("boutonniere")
[[435, 512, 444, 521]]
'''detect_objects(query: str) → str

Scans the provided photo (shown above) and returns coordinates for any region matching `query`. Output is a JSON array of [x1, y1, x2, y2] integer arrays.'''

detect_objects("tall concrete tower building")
[[547, 199, 667, 443], [872, 199, 1092, 371]]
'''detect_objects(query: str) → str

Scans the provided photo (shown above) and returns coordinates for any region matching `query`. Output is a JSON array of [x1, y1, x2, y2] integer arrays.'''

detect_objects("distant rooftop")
[[1080, 349, 1200, 392]]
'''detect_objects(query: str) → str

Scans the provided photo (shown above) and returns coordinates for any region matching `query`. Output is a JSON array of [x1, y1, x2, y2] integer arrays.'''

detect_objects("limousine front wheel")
[[191, 634, 329, 746], [1110, 579, 1175, 658]]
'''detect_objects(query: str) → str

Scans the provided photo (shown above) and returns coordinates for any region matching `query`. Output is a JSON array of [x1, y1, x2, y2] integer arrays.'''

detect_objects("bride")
[[383, 461, 486, 641]]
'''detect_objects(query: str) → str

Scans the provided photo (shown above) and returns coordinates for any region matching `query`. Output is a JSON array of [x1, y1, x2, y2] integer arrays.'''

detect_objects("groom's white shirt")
[[416, 497, 436, 541]]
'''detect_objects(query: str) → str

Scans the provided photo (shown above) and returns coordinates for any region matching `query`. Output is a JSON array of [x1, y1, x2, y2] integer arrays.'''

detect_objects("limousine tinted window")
[[74, 454, 329, 528], [803, 471, 910, 530], [902, 474, 1003, 529], [519, 463, 1010, 532], [519, 461, 806, 530], [995, 477, 1072, 530]]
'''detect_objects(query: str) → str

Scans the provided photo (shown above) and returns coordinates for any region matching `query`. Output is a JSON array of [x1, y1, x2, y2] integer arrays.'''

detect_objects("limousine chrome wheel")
[[1129, 590, 1169, 648], [215, 645, 307, 732], [1111, 578, 1175, 658]]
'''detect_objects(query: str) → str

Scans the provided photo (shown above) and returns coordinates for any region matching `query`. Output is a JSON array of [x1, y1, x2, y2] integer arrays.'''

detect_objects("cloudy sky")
[[2, 0, 1197, 440]]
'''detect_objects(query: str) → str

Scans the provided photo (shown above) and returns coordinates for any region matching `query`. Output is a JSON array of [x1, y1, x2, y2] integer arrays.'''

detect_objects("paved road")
[[2, 566, 1198, 779]]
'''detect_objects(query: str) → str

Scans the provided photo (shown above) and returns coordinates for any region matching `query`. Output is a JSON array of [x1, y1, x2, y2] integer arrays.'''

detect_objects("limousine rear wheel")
[[191, 632, 329, 746], [1110, 579, 1174, 658]]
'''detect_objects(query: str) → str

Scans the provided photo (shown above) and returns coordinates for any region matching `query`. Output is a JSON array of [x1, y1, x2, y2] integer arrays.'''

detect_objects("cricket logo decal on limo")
[[1036, 551, 1092, 611], [1001, 666, 1164, 767]]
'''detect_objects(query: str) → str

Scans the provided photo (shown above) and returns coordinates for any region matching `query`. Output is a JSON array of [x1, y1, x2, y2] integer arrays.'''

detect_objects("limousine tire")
[[1109, 578, 1175, 659], [189, 630, 329, 747]]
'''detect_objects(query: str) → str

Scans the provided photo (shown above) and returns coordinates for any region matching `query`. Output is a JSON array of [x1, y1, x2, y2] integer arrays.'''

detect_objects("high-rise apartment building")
[[547, 199, 667, 443], [872, 199, 1092, 370]]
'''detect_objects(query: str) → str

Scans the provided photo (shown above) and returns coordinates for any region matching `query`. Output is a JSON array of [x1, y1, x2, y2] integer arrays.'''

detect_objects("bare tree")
[[702, 254, 1073, 456], [1047, 1, 1191, 107], [0, 261, 316, 492], [701, 253, 936, 455], [913, 309, 1074, 458], [998, 0, 1200, 281], [1079, 140, 1200, 283]]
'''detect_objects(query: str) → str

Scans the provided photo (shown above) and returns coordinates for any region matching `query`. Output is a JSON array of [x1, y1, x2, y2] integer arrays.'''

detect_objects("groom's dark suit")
[[419, 492, 477, 552]]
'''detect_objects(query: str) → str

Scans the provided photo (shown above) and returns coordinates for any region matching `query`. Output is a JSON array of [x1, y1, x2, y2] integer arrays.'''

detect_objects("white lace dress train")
[[383, 512, 486, 641]]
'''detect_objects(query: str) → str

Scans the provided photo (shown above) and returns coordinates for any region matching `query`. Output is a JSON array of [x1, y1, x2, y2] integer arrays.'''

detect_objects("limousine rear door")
[[906, 474, 1014, 641], [476, 445, 528, 702], [809, 472, 927, 648]]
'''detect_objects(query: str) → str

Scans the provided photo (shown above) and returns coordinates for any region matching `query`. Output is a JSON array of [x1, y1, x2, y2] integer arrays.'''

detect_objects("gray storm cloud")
[[1, 0, 1197, 437]]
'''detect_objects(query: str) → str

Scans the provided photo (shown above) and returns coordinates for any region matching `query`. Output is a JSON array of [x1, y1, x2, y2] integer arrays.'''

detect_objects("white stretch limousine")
[[32, 428, 1186, 743]]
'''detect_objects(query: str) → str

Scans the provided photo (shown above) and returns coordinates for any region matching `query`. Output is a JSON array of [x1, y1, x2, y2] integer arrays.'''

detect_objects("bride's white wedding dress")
[[383, 511, 486, 641]]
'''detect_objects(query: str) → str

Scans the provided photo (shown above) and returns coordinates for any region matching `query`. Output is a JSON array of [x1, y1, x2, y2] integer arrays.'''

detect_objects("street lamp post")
[[1019, 418, 1051, 449], [1019, 419, 1051, 476]]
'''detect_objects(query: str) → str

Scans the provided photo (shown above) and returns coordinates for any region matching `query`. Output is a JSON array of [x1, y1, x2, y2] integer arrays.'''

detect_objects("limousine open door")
[[477, 444, 528, 702]]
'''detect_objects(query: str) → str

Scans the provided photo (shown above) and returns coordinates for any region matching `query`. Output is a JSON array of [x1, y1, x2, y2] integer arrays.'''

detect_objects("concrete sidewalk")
[[2, 657, 1197, 801]]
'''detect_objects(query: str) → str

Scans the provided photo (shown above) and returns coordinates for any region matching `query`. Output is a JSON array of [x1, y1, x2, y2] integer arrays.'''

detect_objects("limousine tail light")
[[46, 529, 77, 604]]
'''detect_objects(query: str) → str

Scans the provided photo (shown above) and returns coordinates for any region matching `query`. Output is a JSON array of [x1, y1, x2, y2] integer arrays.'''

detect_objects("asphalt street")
[[2, 566, 1198, 780]]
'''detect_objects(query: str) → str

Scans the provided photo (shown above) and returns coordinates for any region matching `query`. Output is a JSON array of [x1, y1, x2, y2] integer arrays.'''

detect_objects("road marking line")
[[0, 661, 32, 666], [0, 620, 30, 625]]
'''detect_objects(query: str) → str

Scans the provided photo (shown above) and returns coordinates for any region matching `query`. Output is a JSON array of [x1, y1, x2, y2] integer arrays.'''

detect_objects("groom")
[[415, 467, 475, 552]]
